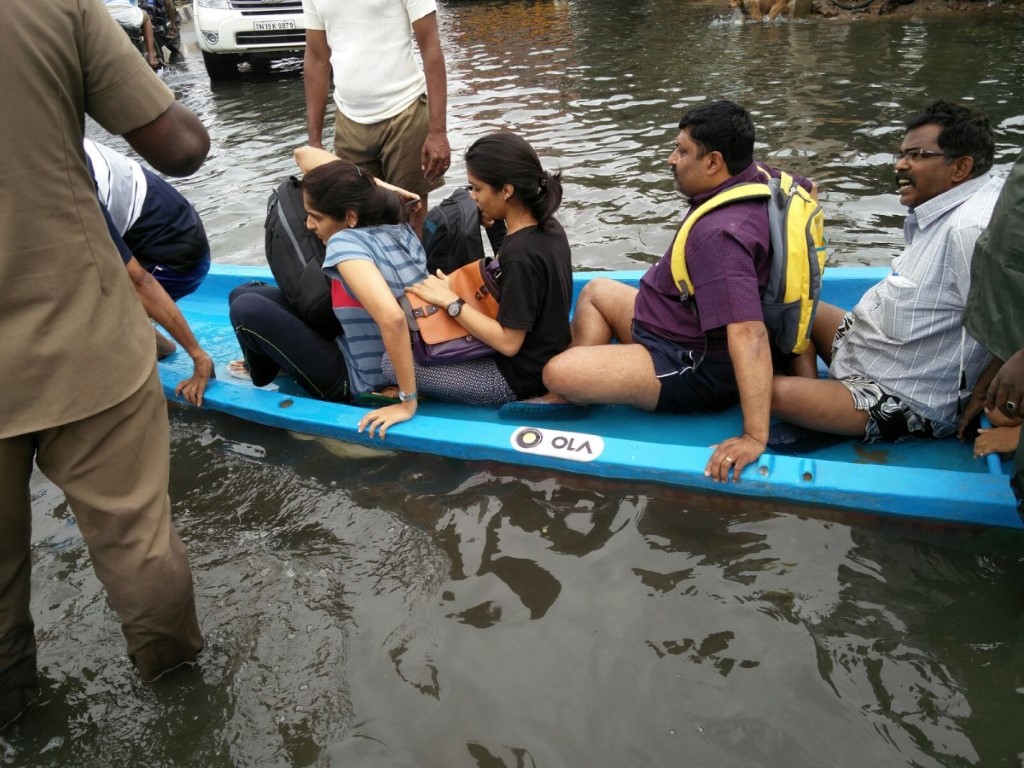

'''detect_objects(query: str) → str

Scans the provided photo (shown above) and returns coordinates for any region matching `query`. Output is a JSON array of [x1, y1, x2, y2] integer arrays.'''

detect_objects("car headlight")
[[196, 0, 231, 8]]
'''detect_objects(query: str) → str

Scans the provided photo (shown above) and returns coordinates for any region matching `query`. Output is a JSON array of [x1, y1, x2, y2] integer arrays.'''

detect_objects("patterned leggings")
[[382, 354, 517, 406]]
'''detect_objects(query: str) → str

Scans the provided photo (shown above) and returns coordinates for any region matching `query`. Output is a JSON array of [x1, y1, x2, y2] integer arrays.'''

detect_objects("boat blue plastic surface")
[[158, 265, 1021, 530]]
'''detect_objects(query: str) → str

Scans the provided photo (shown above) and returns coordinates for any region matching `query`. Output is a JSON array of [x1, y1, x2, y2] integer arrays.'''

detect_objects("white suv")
[[192, 0, 306, 81]]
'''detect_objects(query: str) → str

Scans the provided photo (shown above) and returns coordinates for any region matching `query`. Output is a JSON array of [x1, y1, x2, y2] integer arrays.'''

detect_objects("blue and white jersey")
[[84, 138, 147, 236]]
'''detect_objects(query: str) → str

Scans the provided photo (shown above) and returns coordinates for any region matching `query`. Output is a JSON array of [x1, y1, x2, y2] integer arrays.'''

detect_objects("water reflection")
[[14, 407, 1024, 766]]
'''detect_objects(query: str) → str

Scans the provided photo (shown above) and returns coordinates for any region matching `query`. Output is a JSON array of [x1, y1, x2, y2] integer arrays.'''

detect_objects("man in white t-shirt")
[[103, 0, 161, 68], [301, 0, 450, 237]]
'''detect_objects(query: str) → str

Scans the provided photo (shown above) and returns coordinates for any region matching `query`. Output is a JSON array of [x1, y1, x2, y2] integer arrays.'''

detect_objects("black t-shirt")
[[493, 219, 573, 399]]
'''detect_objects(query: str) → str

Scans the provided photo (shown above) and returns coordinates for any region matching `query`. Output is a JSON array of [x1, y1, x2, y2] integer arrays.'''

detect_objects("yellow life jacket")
[[669, 169, 827, 356]]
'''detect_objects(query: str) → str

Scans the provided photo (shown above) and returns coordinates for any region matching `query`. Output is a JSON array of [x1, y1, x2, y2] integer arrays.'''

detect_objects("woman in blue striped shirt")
[[228, 159, 426, 438]]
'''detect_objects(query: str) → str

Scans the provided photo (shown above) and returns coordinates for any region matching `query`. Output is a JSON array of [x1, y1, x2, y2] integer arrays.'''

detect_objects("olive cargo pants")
[[0, 366, 202, 728]]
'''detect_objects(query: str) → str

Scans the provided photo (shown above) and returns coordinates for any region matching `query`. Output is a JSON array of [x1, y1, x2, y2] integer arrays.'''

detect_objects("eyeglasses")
[[892, 149, 948, 164]]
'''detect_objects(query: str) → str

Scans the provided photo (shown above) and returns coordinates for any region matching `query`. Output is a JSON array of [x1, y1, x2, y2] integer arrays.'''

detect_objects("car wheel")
[[202, 50, 241, 81]]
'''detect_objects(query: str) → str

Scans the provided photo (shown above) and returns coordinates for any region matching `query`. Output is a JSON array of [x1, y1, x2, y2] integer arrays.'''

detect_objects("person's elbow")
[[488, 326, 525, 358], [156, 104, 210, 176], [726, 320, 770, 353], [158, 132, 209, 177], [378, 309, 410, 346], [124, 102, 210, 177], [303, 30, 331, 70], [492, 336, 523, 358]]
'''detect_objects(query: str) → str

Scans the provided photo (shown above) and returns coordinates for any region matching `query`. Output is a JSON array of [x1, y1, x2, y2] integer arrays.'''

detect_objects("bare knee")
[[542, 350, 592, 404], [770, 375, 804, 418], [574, 277, 613, 312], [542, 352, 571, 396], [571, 278, 635, 346]]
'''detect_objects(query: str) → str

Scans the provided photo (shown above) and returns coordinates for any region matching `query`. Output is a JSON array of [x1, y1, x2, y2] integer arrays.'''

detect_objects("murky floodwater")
[[8, 1, 1024, 766]]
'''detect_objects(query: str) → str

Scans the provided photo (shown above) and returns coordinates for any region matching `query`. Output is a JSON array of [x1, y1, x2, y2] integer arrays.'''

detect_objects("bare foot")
[[227, 359, 251, 380], [974, 425, 1021, 458], [521, 392, 571, 405]]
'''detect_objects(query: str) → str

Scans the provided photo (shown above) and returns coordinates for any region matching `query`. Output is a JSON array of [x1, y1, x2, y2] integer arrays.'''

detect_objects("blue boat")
[[157, 264, 1021, 530]]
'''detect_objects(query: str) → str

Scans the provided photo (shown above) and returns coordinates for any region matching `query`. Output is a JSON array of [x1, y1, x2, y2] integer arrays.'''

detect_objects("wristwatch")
[[398, 390, 417, 402], [446, 298, 465, 318]]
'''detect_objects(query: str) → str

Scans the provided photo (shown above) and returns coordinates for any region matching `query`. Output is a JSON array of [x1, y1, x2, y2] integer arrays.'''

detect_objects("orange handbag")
[[403, 257, 501, 364]]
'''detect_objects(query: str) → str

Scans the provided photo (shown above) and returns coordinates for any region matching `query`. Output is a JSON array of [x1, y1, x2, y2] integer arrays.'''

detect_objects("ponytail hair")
[[465, 132, 563, 225], [300, 160, 405, 227]]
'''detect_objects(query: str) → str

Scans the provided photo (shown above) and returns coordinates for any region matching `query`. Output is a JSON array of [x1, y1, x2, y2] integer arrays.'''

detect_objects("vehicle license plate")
[[253, 20, 296, 31]]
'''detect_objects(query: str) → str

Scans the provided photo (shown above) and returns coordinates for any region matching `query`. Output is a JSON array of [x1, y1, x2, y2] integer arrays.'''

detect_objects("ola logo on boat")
[[514, 428, 543, 449], [509, 427, 604, 463]]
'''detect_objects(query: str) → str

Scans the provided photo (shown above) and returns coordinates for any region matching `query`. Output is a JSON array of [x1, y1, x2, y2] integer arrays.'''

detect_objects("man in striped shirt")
[[772, 101, 1004, 443]]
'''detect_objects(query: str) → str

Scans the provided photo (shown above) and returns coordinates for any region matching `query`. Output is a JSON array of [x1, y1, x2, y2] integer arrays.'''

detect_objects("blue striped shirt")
[[322, 224, 427, 395]]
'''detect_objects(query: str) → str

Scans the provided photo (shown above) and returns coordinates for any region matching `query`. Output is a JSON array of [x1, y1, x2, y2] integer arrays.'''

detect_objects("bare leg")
[[783, 346, 819, 378], [771, 375, 868, 436], [810, 302, 847, 368], [141, 15, 160, 67], [543, 343, 661, 410], [569, 278, 637, 347]]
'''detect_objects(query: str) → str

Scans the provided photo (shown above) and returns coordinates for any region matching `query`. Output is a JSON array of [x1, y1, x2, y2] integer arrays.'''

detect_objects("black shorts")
[[631, 321, 738, 413]]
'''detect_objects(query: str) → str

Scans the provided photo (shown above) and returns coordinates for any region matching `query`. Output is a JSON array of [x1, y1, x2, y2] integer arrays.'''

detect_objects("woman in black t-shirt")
[[395, 132, 573, 404]]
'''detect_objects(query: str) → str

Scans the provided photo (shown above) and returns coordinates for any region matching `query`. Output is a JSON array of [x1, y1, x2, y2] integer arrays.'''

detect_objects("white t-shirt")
[[302, 0, 437, 124]]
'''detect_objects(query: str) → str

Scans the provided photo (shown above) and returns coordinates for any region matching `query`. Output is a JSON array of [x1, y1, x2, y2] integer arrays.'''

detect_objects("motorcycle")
[[118, 0, 181, 69], [141, 0, 183, 63]]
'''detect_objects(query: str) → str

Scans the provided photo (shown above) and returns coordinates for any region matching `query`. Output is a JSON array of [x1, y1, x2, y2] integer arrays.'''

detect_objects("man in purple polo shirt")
[[543, 101, 813, 483]]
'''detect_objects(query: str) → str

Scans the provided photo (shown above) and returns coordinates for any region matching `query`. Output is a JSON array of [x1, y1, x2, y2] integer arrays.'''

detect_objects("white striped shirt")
[[830, 172, 1005, 429]]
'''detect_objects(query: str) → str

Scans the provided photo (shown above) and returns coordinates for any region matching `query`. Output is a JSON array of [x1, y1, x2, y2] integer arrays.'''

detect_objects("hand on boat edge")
[[705, 434, 765, 483], [174, 351, 214, 407], [358, 400, 417, 439]]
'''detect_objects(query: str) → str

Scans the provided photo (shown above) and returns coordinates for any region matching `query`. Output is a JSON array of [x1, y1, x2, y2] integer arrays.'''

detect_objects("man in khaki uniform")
[[1, 0, 211, 729]]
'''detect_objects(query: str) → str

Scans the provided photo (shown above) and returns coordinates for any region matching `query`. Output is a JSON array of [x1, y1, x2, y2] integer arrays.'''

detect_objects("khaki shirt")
[[0, 0, 175, 438]]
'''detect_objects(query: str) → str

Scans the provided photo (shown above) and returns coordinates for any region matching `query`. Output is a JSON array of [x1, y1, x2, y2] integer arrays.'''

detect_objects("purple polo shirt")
[[633, 162, 811, 359]]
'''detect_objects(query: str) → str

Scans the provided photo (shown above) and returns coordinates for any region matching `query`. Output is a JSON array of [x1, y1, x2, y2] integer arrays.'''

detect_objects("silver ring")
[[1006, 400, 1017, 412], [725, 456, 734, 463]]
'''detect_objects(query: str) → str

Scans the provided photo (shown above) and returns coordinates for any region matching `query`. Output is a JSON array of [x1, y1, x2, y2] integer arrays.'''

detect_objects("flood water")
[[8, 1, 1024, 766]]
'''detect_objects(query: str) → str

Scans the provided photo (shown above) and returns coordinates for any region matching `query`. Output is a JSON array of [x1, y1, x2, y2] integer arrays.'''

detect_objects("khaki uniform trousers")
[[0, 365, 202, 726], [333, 94, 443, 200]]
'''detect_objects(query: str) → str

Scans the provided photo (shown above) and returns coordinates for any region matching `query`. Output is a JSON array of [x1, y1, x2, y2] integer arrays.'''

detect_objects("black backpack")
[[422, 187, 506, 274], [264, 176, 341, 338]]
